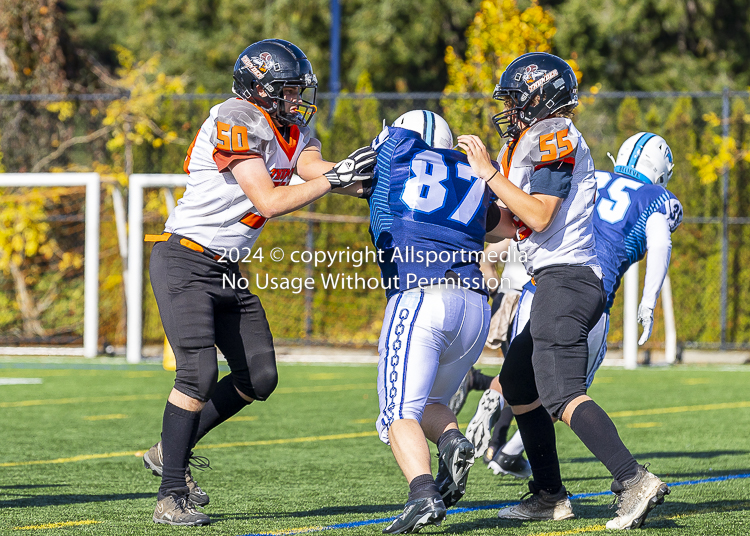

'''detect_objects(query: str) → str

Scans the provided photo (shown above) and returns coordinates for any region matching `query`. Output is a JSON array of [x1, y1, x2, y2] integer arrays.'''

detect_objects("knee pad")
[[174, 347, 219, 402], [233, 350, 278, 401], [499, 365, 537, 408]]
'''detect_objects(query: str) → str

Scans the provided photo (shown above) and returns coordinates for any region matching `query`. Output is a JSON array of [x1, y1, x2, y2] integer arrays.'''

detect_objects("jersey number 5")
[[216, 121, 250, 152], [597, 176, 644, 224], [539, 129, 574, 163]]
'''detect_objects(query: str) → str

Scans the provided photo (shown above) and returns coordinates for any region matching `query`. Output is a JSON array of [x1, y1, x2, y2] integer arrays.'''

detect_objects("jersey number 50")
[[400, 151, 485, 226], [596, 174, 644, 224]]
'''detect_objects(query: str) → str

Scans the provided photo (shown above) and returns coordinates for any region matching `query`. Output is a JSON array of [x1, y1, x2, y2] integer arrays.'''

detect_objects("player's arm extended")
[[641, 212, 673, 309], [457, 134, 562, 232], [296, 141, 366, 197], [485, 204, 519, 242], [231, 157, 331, 219]]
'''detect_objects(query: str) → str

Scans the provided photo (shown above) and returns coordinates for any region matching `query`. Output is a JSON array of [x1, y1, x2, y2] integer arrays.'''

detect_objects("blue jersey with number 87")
[[366, 127, 491, 298], [594, 170, 683, 312]]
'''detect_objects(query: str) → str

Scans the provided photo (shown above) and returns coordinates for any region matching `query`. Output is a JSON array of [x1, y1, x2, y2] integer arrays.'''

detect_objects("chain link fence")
[[1, 90, 749, 351]]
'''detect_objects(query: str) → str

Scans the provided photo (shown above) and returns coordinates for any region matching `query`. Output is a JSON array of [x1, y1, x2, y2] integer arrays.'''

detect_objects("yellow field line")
[[0, 431, 378, 467], [83, 414, 128, 421], [193, 431, 378, 451], [264, 527, 329, 536], [275, 384, 375, 394], [14, 520, 100, 530], [0, 384, 375, 409], [526, 525, 606, 536], [609, 400, 750, 418], [0, 394, 163, 408]]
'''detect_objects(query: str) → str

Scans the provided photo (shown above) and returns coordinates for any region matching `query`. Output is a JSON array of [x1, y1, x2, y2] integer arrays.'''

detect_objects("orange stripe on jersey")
[[245, 101, 300, 160], [501, 128, 530, 176], [183, 130, 200, 174], [240, 212, 267, 229], [213, 149, 260, 173]]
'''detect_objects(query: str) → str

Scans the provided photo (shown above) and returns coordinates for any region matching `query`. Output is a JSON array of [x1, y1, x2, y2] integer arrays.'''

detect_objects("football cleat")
[[605, 465, 670, 530], [153, 492, 210, 526], [488, 451, 532, 479], [383, 496, 446, 534], [497, 485, 574, 521], [143, 442, 211, 507], [434, 435, 475, 508], [465, 389, 504, 458], [482, 444, 499, 465]]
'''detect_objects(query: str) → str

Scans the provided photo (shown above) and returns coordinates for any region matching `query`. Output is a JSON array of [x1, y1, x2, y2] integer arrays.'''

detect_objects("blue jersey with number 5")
[[594, 170, 683, 312], [367, 127, 491, 298]]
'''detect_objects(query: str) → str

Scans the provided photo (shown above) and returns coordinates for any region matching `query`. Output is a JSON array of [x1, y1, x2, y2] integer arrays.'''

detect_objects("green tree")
[[548, 0, 750, 91]]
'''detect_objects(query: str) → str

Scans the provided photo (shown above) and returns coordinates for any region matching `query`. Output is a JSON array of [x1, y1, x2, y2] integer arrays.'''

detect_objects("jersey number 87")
[[400, 150, 485, 226]]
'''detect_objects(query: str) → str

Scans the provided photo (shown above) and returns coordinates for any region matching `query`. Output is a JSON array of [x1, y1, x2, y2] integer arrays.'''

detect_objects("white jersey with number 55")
[[165, 98, 312, 251], [498, 117, 599, 276]]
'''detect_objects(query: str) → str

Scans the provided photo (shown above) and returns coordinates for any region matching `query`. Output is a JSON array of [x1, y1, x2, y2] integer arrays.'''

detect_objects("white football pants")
[[376, 287, 490, 444]]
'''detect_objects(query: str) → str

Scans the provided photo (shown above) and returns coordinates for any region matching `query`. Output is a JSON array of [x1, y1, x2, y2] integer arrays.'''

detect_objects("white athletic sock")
[[500, 429, 525, 456]]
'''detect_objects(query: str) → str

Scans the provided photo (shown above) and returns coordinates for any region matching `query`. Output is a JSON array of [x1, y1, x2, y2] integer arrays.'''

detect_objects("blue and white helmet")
[[392, 110, 453, 150], [614, 132, 675, 186]]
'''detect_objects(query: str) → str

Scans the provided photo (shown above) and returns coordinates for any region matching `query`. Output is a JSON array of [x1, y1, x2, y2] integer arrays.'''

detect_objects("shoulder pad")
[[516, 117, 579, 168], [212, 99, 273, 155]]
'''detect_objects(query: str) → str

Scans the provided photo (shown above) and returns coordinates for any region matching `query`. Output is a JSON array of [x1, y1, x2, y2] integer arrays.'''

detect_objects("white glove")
[[637, 303, 654, 345], [324, 147, 377, 188]]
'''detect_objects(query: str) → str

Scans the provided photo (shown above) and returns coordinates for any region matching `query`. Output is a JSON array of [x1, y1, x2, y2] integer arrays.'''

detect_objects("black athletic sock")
[[407, 473, 441, 501], [515, 405, 562, 494], [193, 374, 250, 447], [159, 401, 200, 498], [489, 405, 514, 450], [437, 428, 463, 452], [568, 400, 639, 483], [471, 369, 495, 392]]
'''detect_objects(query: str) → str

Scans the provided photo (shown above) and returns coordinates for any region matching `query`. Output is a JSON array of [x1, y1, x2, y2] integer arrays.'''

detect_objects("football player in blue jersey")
[[458, 53, 670, 530], [364, 110, 505, 534]]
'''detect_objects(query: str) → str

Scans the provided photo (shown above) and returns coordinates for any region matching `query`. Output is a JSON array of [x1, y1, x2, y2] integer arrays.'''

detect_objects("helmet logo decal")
[[241, 55, 266, 79], [526, 69, 559, 93], [250, 52, 277, 75]]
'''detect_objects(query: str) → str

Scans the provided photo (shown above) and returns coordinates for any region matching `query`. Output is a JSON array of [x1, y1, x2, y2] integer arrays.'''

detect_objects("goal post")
[[0, 173, 100, 358], [127, 173, 186, 364]]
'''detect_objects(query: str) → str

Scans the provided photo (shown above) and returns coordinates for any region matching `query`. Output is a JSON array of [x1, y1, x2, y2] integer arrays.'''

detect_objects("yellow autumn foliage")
[[442, 0, 581, 155]]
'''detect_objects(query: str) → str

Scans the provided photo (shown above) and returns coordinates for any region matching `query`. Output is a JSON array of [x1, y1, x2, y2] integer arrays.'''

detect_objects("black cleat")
[[383, 496, 446, 534], [488, 451, 532, 479], [143, 441, 211, 507], [434, 435, 475, 508]]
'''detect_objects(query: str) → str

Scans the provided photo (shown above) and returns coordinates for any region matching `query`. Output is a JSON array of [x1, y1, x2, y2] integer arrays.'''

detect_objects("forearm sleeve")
[[641, 212, 672, 309]]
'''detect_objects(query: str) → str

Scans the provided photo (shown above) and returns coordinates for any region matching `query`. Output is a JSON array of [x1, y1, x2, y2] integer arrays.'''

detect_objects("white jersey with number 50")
[[165, 98, 312, 251], [498, 117, 600, 276]]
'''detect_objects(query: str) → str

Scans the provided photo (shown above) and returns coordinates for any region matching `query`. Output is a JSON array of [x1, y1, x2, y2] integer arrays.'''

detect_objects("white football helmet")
[[392, 110, 453, 150], [613, 132, 674, 186]]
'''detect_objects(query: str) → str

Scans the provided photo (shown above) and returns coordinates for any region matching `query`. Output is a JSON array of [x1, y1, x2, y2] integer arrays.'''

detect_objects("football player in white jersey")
[[464, 132, 683, 483], [458, 53, 669, 530], [142, 39, 375, 526]]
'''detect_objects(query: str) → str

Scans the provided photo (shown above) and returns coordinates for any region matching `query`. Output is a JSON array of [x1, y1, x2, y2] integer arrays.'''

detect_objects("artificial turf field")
[[1, 359, 749, 536]]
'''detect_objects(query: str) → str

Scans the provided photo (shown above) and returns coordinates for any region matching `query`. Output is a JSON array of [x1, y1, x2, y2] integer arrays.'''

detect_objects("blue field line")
[[238, 472, 750, 536]]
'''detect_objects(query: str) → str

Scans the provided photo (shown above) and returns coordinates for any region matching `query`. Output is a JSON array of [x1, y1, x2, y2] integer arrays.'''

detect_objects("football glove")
[[637, 303, 654, 345], [324, 147, 377, 188], [512, 215, 532, 241]]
